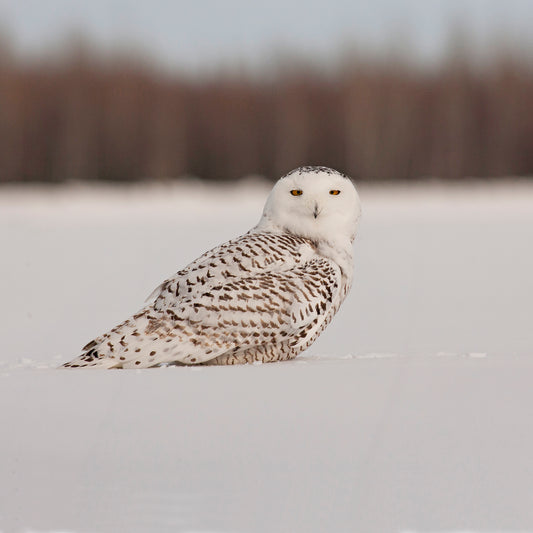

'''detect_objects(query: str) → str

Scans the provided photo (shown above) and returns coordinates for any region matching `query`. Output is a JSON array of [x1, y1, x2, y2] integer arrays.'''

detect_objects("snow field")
[[1, 180, 533, 532]]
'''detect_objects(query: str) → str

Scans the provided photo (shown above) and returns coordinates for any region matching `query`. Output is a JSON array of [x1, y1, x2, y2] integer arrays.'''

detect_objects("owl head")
[[258, 166, 361, 244]]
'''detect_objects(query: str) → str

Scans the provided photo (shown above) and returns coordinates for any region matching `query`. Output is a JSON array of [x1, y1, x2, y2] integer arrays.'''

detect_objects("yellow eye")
[[329, 190, 341, 196], [290, 189, 303, 196]]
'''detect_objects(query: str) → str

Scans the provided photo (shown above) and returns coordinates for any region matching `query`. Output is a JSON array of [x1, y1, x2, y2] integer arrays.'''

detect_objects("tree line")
[[1, 42, 532, 182]]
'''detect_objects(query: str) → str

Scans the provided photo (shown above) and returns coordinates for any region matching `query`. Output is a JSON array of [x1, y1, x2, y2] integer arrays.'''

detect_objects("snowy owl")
[[63, 166, 361, 368]]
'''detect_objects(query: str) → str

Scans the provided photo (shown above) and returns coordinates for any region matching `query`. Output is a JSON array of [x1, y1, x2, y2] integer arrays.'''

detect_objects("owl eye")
[[290, 189, 303, 196], [329, 190, 341, 196]]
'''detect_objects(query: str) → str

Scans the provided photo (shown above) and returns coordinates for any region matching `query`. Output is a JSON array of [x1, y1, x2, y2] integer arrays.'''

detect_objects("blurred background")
[[1, 0, 532, 183]]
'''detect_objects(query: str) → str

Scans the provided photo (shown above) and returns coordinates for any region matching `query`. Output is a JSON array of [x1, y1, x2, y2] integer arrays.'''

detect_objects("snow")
[[1, 180, 533, 532]]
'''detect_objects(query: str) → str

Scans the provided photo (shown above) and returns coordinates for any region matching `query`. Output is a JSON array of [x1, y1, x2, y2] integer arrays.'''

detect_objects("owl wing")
[[64, 257, 341, 368], [148, 230, 316, 310], [159, 256, 342, 365]]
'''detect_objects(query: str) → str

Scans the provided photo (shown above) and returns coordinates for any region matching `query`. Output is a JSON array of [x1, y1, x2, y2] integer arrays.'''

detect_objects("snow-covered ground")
[[1, 180, 533, 533]]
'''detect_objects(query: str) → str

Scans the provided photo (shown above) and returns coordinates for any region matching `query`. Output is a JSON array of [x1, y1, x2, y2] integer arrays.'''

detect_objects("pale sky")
[[1, 0, 532, 72]]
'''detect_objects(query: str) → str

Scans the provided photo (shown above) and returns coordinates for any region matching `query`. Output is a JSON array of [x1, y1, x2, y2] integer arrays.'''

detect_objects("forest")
[[1, 37, 532, 183]]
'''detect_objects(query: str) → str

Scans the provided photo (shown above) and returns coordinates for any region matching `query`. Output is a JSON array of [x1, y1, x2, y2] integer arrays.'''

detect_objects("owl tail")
[[61, 348, 123, 369]]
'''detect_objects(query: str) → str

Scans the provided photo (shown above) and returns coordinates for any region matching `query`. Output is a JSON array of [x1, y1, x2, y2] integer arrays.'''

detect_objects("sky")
[[0, 0, 532, 72]]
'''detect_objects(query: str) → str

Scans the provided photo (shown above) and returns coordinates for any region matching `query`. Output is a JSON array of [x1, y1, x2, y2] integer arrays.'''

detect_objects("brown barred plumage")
[[63, 167, 361, 368]]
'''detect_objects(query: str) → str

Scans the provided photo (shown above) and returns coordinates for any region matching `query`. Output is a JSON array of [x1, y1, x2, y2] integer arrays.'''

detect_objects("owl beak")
[[313, 202, 320, 219]]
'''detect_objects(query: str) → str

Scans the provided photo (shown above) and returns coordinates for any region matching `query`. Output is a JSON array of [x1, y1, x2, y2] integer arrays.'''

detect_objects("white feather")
[[63, 167, 361, 368]]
